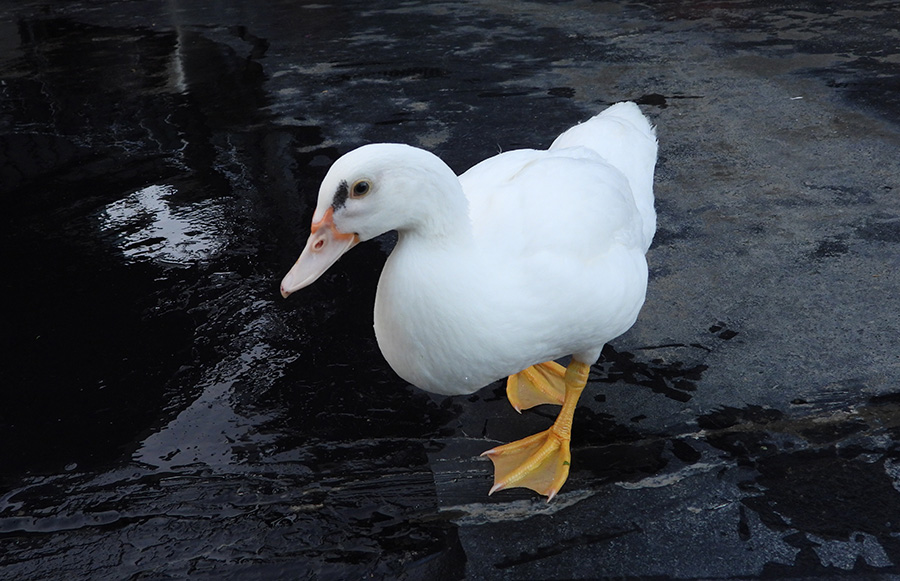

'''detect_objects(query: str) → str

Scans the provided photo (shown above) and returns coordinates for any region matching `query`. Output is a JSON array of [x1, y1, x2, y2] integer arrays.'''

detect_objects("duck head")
[[280, 143, 464, 298]]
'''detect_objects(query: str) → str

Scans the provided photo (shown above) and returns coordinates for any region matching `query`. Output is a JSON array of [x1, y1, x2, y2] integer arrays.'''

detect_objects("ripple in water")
[[99, 184, 226, 267]]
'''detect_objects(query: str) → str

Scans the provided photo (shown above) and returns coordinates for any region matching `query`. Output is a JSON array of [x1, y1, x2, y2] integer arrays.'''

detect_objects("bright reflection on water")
[[99, 184, 225, 266]]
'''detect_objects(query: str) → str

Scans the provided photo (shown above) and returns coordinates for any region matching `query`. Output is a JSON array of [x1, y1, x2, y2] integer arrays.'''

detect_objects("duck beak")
[[280, 207, 359, 298]]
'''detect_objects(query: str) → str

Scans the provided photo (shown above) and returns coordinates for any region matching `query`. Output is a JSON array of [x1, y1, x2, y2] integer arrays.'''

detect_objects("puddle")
[[98, 183, 228, 266], [695, 396, 900, 574]]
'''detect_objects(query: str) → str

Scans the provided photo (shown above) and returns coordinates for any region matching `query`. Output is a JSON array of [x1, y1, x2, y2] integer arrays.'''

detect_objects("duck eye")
[[351, 180, 371, 197]]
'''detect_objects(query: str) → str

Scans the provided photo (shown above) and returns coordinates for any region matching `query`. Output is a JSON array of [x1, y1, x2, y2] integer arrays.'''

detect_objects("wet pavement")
[[2, 0, 900, 578]]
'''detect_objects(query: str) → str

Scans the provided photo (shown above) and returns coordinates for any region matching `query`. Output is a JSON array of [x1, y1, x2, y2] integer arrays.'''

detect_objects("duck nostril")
[[314, 239, 325, 250]]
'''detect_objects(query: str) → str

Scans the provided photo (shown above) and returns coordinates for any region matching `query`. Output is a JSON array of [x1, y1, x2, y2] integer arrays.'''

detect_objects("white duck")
[[281, 102, 657, 500]]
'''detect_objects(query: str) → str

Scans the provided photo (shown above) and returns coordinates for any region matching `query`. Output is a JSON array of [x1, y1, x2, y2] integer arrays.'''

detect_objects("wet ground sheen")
[[2, 1, 900, 579]]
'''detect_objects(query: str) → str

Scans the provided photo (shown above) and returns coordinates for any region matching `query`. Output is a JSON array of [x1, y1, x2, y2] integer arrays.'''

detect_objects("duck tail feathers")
[[549, 102, 658, 252]]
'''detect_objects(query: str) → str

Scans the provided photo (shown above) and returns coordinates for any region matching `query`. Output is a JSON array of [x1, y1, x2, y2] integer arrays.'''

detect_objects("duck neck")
[[397, 166, 473, 248]]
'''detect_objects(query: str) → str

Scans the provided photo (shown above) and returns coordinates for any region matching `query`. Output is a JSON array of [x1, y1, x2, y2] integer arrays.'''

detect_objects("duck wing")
[[549, 102, 658, 251], [459, 103, 656, 257], [460, 148, 645, 261]]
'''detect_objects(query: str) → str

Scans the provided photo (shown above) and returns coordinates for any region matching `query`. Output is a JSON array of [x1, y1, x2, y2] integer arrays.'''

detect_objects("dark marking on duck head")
[[333, 180, 349, 211]]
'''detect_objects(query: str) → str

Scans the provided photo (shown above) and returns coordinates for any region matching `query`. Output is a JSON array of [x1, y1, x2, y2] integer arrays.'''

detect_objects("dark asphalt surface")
[[2, 1, 900, 579]]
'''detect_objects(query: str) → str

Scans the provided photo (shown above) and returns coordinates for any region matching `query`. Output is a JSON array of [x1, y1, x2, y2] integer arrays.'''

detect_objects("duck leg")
[[482, 360, 590, 500], [505, 361, 566, 412]]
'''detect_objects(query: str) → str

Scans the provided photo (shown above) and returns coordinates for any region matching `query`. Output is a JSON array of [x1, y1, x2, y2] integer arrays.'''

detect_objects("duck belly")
[[372, 244, 648, 396]]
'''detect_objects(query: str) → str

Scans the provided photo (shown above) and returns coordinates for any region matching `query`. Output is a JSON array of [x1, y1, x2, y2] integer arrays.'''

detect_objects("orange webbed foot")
[[484, 360, 591, 500], [505, 361, 566, 412], [482, 427, 572, 501]]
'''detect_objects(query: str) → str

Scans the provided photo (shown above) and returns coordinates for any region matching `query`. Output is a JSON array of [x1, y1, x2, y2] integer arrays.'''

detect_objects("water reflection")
[[1, 7, 464, 576], [1, 12, 287, 476], [99, 183, 227, 266]]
